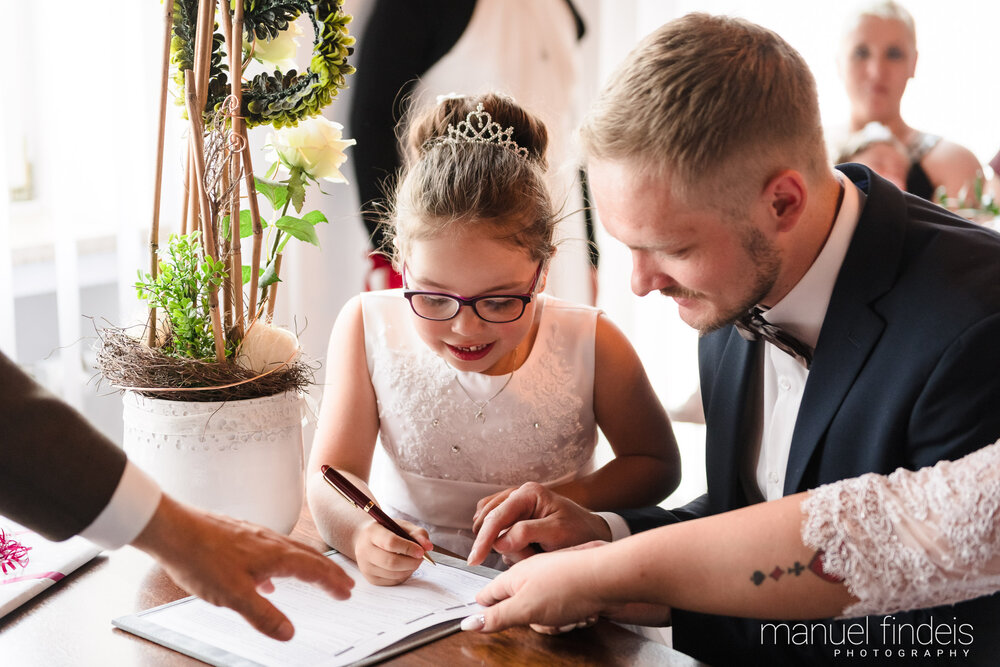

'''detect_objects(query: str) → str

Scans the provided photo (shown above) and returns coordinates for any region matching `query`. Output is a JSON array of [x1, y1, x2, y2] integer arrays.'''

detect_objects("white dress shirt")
[[754, 174, 862, 500], [79, 461, 162, 550]]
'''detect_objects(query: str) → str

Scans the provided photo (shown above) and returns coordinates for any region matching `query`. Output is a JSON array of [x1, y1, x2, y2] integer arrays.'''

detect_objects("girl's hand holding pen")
[[320, 465, 435, 585], [353, 518, 433, 586]]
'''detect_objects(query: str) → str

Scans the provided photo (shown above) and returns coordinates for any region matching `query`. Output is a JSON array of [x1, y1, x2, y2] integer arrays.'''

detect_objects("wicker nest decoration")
[[97, 327, 312, 402]]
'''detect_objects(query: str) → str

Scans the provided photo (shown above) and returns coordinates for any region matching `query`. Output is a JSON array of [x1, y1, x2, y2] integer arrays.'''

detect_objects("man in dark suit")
[[461, 13, 1000, 665], [0, 351, 353, 640]]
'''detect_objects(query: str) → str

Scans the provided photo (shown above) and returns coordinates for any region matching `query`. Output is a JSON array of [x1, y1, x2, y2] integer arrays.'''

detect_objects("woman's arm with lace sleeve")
[[801, 440, 1000, 618], [470, 443, 1000, 630]]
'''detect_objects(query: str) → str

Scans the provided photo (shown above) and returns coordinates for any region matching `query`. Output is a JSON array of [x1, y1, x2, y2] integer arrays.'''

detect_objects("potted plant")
[[96, 0, 355, 534]]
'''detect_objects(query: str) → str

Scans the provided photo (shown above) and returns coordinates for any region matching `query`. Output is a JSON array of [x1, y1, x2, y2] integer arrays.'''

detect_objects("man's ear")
[[763, 170, 808, 233]]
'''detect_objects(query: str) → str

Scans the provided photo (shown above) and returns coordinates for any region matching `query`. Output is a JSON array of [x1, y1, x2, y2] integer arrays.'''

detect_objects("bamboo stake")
[[266, 253, 282, 321], [220, 166, 233, 331], [180, 146, 192, 234], [225, 1, 263, 324], [193, 0, 219, 254], [184, 69, 227, 362], [145, 0, 174, 348], [241, 136, 264, 321], [220, 0, 245, 339], [228, 157, 245, 336], [186, 0, 210, 239], [194, 0, 215, 114], [187, 148, 200, 234]]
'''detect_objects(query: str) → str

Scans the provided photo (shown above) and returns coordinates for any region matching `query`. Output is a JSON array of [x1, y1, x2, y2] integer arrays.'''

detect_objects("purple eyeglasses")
[[403, 264, 542, 323]]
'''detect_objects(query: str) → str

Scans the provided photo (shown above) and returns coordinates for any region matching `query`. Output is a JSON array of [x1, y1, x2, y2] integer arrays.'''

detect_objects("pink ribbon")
[[0, 528, 32, 575], [0, 571, 65, 585]]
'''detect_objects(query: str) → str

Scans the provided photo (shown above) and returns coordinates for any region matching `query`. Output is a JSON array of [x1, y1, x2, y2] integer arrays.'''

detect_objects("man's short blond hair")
[[580, 13, 828, 212]]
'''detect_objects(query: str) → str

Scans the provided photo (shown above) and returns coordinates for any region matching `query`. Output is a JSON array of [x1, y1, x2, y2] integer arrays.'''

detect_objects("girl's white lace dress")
[[361, 290, 599, 562], [802, 440, 1000, 617]]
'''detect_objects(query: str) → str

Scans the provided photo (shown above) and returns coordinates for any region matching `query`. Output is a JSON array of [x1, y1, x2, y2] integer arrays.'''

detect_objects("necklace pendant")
[[474, 408, 486, 423]]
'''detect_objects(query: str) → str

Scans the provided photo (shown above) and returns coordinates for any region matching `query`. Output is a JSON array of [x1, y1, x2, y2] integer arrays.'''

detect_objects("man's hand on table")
[[131, 495, 354, 641]]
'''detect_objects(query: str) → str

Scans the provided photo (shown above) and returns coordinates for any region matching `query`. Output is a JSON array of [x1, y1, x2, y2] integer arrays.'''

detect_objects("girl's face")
[[404, 228, 543, 375], [839, 16, 917, 124]]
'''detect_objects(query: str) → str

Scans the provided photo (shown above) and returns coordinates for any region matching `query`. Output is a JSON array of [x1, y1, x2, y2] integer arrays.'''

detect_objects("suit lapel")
[[783, 167, 903, 494], [701, 329, 760, 510]]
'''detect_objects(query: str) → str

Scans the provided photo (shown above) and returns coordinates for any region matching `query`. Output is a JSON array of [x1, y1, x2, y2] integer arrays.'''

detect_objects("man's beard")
[[668, 224, 781, 335]]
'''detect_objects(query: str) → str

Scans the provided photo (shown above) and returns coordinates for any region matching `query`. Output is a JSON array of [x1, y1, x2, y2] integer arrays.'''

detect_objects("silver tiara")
[[430, 103, 529, 159]]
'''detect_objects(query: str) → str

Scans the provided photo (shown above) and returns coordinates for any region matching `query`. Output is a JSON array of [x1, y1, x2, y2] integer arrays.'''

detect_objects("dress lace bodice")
[[361, 291, 599, 558], [801, 440, 1000, 618]]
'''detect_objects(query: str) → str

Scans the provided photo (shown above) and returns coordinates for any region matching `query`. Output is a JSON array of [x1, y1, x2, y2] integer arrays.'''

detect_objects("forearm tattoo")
[[749, 550, 844, 587]]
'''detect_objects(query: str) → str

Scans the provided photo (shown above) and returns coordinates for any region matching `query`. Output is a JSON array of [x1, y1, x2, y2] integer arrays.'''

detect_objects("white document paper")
[[114, 552, 495, 667], [0, 518, 102, 618]]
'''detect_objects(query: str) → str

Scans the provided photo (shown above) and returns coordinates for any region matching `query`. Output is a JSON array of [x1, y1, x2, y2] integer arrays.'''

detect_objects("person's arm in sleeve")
[[0, 352, 353, 641], [466, 440, 1000, 633]]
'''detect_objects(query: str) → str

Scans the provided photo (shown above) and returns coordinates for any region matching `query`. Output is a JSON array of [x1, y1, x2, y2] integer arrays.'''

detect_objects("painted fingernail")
[[461, 614, 486, 632]]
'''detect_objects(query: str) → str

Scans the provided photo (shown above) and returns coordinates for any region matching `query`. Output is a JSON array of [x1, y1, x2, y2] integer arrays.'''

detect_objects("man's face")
[[589, 159, 782, 334]]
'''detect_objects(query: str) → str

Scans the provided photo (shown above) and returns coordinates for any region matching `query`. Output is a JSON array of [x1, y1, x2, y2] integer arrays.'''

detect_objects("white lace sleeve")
[[801, 440, 1000, 618]]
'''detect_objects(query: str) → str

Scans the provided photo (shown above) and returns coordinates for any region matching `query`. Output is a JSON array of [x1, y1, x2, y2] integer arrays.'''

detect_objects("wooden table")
[[1, 509, 702, 666]]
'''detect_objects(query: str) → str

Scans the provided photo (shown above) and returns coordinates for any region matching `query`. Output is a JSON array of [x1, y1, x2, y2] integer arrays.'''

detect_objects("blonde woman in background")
[[837, 1, 981, 203]]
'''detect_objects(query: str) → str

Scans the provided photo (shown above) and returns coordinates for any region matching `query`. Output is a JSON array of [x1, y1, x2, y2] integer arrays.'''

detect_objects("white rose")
[[265, 116, 356, 183], [245, 20, 303, 71]]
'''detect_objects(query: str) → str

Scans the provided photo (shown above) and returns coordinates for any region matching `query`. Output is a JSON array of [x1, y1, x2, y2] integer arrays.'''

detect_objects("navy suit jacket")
[[624, 165, 1000, 665]]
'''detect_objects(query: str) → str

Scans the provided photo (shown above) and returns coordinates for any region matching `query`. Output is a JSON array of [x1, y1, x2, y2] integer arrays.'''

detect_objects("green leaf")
[[134, 231, 228, 361], [260, 257, 282, 289], [254, 176, 289, 212], [239, 209, 259, 237], [287, 167, 306, 213], [301, 210, 328, 225], [265, 160, 279, 180], [241, 265, 265, 285], [222, 209, 257, 239], [275, 215, 321, 248]]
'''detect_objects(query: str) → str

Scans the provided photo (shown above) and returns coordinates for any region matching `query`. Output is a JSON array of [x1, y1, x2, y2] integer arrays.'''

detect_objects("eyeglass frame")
[[402, 263, 543, 323]]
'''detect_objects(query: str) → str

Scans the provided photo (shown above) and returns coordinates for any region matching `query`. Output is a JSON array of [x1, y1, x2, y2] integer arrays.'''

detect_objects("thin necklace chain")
[[454, 370, 514, 423], [452, 347, 518, 424]]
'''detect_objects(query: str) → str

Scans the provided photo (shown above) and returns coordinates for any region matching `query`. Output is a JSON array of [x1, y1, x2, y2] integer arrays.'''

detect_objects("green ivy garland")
[[170, 0, 355, 128]]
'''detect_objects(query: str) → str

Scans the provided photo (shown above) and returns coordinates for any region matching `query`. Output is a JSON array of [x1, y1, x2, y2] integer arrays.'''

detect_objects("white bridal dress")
[[361, 290, 599, 564], [802, 440, 1000, 617]]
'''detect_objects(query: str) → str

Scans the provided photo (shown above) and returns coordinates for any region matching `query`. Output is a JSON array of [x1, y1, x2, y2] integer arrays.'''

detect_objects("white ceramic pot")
[[122, 390, 304, 534]]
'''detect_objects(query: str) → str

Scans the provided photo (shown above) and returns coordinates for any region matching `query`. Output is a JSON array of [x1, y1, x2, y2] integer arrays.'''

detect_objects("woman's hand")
[[352, 518, 433, 586], [463, 543, 672, 634]]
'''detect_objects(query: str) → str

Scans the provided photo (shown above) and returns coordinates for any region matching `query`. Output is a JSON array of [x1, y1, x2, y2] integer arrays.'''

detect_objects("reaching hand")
[[352, 517, 433, 586], [468, 482, 612, 566], [131, 495, 355, 641], [464, 542, 672, 634]]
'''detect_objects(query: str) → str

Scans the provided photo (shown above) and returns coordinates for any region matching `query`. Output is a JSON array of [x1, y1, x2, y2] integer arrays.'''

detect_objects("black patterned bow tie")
[[734, 307, 813, 369]]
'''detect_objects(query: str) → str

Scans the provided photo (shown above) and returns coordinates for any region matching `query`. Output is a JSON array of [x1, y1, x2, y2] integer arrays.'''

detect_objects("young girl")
[[307, 93, 680, 585]]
